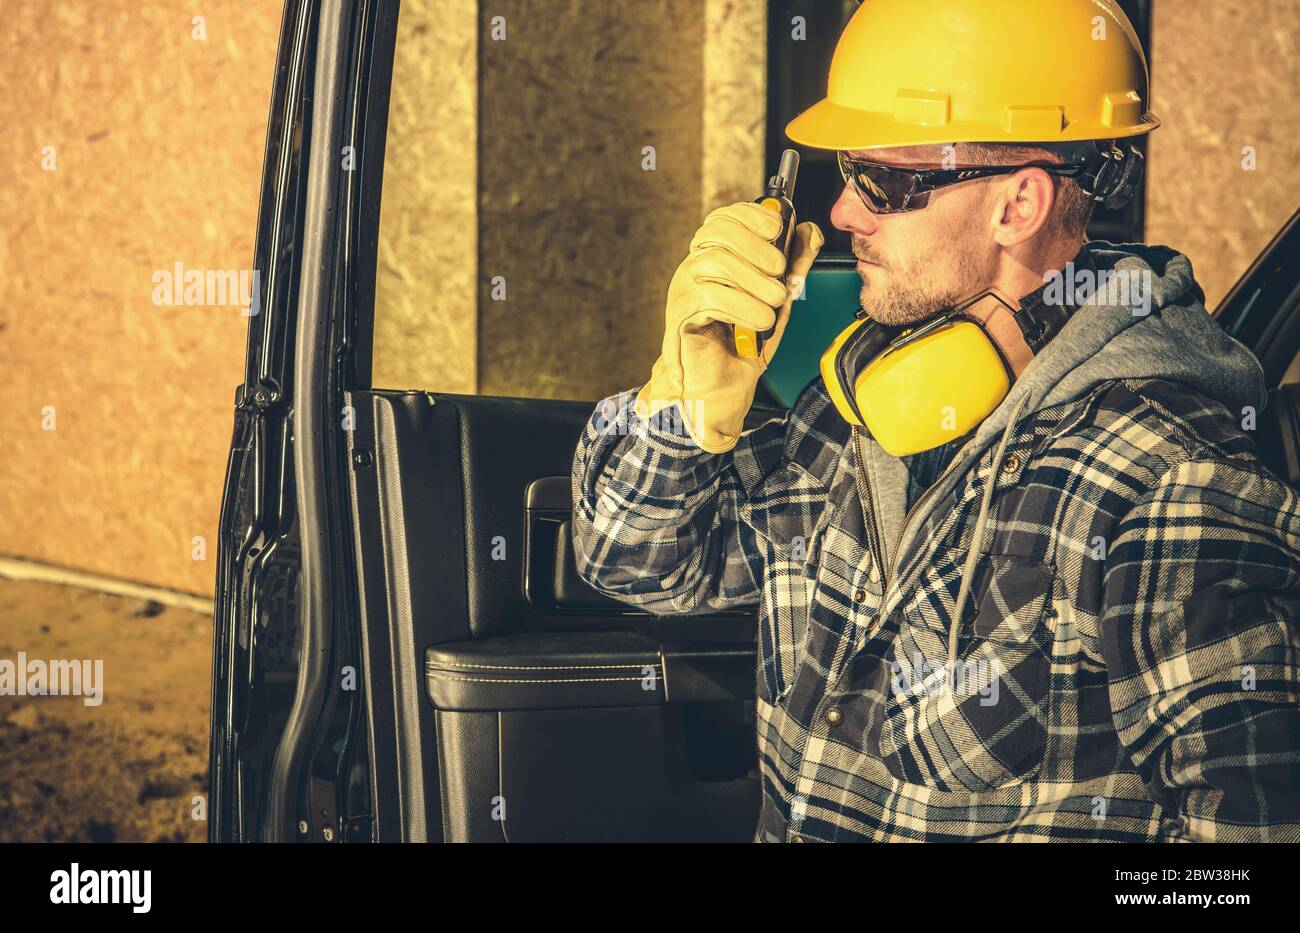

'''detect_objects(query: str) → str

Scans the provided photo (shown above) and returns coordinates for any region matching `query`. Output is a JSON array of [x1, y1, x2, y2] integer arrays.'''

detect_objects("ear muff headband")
[[1057, 141, 1146, 211]]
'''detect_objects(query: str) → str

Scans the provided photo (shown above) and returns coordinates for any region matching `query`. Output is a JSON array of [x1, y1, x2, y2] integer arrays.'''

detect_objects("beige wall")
[[0, 1, 283, 596], [372, 0, 478, 393], [476, 0, 708, 400], [1146, 0, 1300, 310]]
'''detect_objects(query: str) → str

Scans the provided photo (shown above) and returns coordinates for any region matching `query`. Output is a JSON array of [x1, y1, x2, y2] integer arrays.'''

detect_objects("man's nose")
[[830, 181, 880, 236]]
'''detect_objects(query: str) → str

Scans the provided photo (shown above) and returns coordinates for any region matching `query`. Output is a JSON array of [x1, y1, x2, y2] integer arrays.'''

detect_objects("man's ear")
[[989, 168, 1056, 247]]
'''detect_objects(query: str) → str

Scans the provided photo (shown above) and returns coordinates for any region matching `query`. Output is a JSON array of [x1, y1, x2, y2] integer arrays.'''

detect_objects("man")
[[571, 0, 1300, 841]]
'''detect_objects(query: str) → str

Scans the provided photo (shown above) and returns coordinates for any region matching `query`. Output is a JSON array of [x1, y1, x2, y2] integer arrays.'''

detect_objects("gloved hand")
[[634, 202, 824, 454]]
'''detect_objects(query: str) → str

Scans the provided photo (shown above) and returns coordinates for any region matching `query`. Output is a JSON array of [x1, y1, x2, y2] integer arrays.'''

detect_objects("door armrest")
[[426, 632, 663, 711], [425, 632, 755, 711]]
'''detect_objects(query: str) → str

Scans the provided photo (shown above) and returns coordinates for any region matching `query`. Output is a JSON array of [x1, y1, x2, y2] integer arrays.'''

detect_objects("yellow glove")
[[635, 202, 824, 454]]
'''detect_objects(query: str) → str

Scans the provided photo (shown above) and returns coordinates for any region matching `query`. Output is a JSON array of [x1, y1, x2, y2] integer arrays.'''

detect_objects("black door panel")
[[347, 389, 760, 841], [1218, 209, 1300, 489], [526, 476, 633, 612], [437, 705, 757, 843]]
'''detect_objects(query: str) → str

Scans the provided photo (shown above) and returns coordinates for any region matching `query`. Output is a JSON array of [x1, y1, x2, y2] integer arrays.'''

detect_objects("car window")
[[371, 2, 765, 402]]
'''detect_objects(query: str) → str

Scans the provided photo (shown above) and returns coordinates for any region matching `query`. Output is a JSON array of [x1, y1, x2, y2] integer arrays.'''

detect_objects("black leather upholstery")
[[426, 631, 664, 711], [426, 632, 757, 711]]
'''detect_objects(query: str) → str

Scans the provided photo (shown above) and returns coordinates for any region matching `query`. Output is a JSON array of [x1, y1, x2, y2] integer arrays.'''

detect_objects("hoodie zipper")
[[851, 428, 887, 583]]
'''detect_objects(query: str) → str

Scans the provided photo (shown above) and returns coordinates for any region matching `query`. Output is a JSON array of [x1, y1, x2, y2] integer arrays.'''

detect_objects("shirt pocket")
[[876, 549, 1055, 792]]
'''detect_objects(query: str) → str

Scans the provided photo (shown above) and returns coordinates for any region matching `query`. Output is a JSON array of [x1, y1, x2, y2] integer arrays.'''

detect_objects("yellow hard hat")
[[786, 0, 1160, 151]]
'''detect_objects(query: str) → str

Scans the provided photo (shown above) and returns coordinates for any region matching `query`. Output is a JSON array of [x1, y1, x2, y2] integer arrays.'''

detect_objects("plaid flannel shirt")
[[571, 375, 1300, 842]]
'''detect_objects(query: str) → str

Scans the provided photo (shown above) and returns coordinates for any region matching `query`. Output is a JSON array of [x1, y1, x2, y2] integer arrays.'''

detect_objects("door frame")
[[210, 0, 395, 843]]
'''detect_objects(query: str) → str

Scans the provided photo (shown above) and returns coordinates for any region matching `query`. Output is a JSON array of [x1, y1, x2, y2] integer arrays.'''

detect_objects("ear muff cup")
[[856, 321, 1010, 456], [819, 316, 901, 426], [820, 315, 1012, 456]]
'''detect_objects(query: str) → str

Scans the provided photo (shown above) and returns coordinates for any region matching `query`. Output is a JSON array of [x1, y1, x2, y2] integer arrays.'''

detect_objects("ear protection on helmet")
[[820, 286, 1074, 457], [1053, 140, 1146, 211]]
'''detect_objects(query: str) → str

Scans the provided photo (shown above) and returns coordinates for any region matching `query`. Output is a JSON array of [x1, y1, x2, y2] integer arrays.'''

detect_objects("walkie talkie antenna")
[[734, 149, 800, 359]]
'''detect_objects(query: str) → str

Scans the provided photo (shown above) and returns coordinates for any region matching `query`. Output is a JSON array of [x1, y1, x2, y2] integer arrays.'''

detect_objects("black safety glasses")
[[836, 151, 1087, 215]]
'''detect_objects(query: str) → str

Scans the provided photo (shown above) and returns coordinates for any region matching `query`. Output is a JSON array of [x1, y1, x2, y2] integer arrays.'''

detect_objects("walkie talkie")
[[734, 148, 799, 359]]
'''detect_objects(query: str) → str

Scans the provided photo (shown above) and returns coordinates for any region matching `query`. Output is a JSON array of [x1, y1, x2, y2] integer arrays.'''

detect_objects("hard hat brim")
[[785, 97, 1160, 152]]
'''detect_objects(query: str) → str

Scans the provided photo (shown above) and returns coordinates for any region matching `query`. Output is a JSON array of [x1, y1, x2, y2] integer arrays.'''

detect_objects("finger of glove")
[[762, 223, 826, 364], [690, 207, 787, 277], [682, 281, 777, 333], [690, 246, 789, 309], [785, 221, 825, 287], [701, 201, 784, 243]]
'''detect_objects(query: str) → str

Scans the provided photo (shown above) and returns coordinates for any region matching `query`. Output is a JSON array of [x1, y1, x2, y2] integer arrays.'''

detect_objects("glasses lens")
[[838, 153, 919, 214]]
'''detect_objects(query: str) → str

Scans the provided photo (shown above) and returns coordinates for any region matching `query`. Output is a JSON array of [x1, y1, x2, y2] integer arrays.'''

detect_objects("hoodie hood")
[[860, 241, 1268, 663], [971, 241, 1267, 451]]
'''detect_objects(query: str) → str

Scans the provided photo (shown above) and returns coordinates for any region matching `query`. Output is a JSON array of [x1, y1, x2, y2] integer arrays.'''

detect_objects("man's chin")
[[858, 283, 905, 325], [859, 286, 946, 327], [857, 280, 886, 312]]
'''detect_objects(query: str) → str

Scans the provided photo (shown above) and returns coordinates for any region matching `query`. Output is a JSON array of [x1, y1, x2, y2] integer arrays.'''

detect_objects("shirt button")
[[853, 588, 867, 604], [1000, 453, 1022, 475], [823, 706, 843, 726]]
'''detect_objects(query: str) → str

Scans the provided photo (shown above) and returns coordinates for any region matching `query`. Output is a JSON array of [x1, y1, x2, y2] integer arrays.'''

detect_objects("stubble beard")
[[856, 235, 991, 327]]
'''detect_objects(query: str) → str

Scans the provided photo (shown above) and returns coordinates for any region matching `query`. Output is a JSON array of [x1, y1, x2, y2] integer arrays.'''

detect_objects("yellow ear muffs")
[[820, 314, 1011, 457], [816, 315, 878, 428], [819, 315, 893, 428]]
